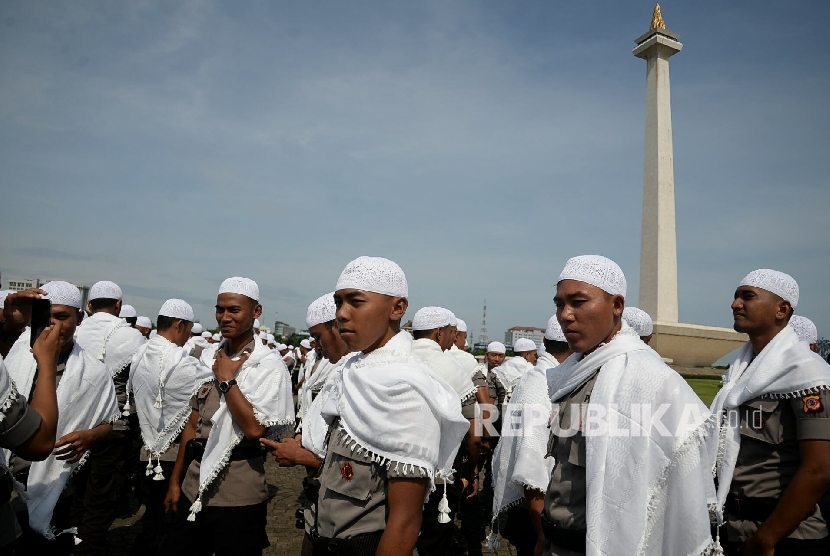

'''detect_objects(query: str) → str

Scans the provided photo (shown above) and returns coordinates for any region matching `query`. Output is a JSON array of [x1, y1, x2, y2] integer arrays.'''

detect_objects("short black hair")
[[90, 298, 119, 310], [412, 329, 432, 340], [156, 315, 180, 332], [544, 338, 570, 355], [125, 316, 137, 326]]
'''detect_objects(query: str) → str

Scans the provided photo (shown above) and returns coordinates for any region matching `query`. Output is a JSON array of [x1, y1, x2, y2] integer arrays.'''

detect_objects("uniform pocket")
[[323, 455, 373, 501], [739, 399, 782, 445]]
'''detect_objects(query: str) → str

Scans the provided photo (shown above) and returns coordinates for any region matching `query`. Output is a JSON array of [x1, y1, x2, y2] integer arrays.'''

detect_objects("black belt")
[[725, 495, 779, 523], [310, 532, 383, 556], [541, 513, 586, 553], [191, 441, 263, 463]]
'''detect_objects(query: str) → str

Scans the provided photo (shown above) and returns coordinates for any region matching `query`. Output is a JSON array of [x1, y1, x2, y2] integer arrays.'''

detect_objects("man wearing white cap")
[[119, 304, 138, 327], [544, 255, 715, 556], [711, 270, 830, 555], [449, 317, 479, 375], [300, 256, 468, 555], [266, 334, 277, 350], [135, 316, 152, 340], [183, 322, 209, 359], [74, 280, 146, 555], [253, 319, 261, 335], [162, 277, 294, 556], [790, 315, 819, 353], [261, 292, 351, 554], [622, 306, 654, 344], [537, 316, 572, 372], [411, 306, 481, 556], [492, 338, 537, 406], [3, 282, 119, 548], [130, 299, 213, 551], [210, 333, 221, 344], [258, 330, 268, 346]]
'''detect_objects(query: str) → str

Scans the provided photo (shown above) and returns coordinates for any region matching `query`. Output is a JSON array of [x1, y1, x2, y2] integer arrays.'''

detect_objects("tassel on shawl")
[[187, 496, 202, 521], [145, 460, 154, 477], [153, 389, 163, 409], [121, 398, 131, 417], [437, 481, 451, 524], [153, 457, 165, 481]]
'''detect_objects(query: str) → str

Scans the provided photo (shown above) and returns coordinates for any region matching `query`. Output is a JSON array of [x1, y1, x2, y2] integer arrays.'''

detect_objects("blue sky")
[[1, 0, 828, 347]]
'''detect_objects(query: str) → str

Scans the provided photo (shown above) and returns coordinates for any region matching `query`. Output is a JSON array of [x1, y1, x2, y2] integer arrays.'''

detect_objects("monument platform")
[[649, 321, 746, 367]]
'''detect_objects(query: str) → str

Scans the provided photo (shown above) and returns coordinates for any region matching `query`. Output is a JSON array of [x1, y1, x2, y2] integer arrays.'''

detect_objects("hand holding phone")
[[2, 288, 48, 334], [30, 298, 52, 349], [31, 321, 64, 368]]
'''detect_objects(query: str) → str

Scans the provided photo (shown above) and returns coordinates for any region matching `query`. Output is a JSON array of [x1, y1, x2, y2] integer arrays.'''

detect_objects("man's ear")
[[253, 303, 263, 320], [390, 297, 408, 322], [612, 296, 625, 317], [776, 300, 792, 322], [115, 299, 123, 314], [76, 310, 84, 325]]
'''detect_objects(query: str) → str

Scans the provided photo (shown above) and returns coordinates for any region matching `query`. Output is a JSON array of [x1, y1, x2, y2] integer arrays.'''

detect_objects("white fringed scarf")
[[710, 325, 830, 525], [491, 366, 555, 523], [297, 355, 344, 422], [129, 335, 214, 480], [412, 339, 478, 403], [183, 335, 210, 355], [186, 338, 295, 521], [75, 312, 145, 376], [4, 330, 119, 539], [449, 345, 479, 375], [305, 332, 469, 497], [492, 357, 535, 403], [0, 356, 17, 426], [547, 324, 718, 556]]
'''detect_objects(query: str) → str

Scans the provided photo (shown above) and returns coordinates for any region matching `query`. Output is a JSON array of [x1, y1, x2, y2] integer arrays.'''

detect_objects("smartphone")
[[30, 298, 52, 349]]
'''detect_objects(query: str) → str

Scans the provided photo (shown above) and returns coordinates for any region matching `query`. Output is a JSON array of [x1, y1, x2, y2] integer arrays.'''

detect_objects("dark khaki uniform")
[[725, 391, 830, 548], [542, 370, 599, 556]]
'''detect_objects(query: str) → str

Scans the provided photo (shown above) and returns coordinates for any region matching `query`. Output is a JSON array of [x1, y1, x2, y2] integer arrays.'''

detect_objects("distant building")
[[273, 320, 296, 338], [8, 278, 90, 308], [504, 326, 545, 348]]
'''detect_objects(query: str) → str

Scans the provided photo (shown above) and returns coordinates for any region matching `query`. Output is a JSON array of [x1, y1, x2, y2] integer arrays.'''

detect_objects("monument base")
[[649, 321, 746, 368]]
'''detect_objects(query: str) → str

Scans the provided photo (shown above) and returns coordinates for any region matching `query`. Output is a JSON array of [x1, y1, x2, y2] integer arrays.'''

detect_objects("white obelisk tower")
[[634, 4, 681, 323]]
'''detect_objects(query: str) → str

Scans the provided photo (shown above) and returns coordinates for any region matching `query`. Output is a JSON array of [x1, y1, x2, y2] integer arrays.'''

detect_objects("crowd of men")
[[0, 254, 828, 556]]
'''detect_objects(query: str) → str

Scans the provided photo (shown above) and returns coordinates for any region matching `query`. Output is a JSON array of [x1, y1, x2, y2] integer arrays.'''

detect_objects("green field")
[[685, 378, 721, 406]]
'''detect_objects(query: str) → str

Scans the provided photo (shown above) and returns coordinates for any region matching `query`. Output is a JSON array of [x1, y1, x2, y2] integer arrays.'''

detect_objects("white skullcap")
[[41, 281, 82, 310], [191, 322, 204, 334], [0, 290, 14, 309], [288, 345, 294, 349], [219, 277, 260, 302], [739, 269, 799, 308], [412, 307, 454, 331], [790, 315, 818, 344], [306, 292, 337, 328], [89, 280, 122, 301], [513, 338, 536, 353], [259, 331, 268, 340], [201, 331, 212, 338], [159, 299, 195, 322], [254, 318, 261, 328], [278, 344, 287, 350], [119, 304, 137, 318], [558, 255, 626, 298], [487, 341, 506, 354], [544, 315, 566, 342], [136, 316, 152, 329], [447, 311, 458, 327], [456, 318, 468, 333], [212, 333, 221, 341], [267, 333, 275, 343], [300, 339, 312, 349], [335, 256, 408, 298], [622, 306, 654, 337]]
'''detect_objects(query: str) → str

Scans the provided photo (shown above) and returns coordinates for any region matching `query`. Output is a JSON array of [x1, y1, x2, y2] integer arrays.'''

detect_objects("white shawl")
[[129, 335, 213, 477], [4, 331, 119, 539], [547, 324, 717, 556], [309, 332, 468, 494], [412, 339, 478, 403], [710, 325, 830, 524], [536, 351, 561, 374], [492, 357, 535, 402], [183, 335, 209, 355], [449, 345, 479, 375], [187, 338, 295, 520], [0, 356, 17, 427], [297, 355, 343, 422], [75, 312, 145, 376], [491, 366, 555, 522]]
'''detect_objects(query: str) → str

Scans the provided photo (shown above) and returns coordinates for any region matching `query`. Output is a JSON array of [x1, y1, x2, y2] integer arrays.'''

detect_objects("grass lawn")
[[685, 378, 722, 406]]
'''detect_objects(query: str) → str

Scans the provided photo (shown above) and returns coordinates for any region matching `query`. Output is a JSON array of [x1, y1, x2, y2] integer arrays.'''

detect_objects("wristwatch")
[[217, 379, 237, 394]]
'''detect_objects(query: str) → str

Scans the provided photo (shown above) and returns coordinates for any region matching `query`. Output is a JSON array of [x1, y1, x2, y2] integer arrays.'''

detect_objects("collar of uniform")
[[225, 335, 257, 359]]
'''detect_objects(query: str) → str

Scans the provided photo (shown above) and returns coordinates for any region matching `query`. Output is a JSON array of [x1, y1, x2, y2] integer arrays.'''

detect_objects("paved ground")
[[107, 460, 516, 555]]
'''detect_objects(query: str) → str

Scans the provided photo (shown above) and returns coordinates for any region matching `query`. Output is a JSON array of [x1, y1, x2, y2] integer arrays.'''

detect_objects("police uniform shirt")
[[486, 368, 507, 405], [727, 390, 830, 541], [315, 425, 416, 539], [544, 370, 600, 534], [180, 338, 268, 508]]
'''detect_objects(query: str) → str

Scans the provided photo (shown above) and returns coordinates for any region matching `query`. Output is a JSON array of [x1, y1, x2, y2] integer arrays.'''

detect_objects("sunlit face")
[[215, 293, 261, 341], [731, 286, 790, 336], [454, 331, 467, 350], [334, 289, 406, 353], [555, 280, 623, 353], [436, 325, 457, 351], [518, 350, 538, 365], [50, 304, 82, 349]]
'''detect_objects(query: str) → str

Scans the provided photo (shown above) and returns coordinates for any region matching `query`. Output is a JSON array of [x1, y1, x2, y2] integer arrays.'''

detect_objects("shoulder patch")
[[803, 394, 823, 414], [198, 384, 213, 399]]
